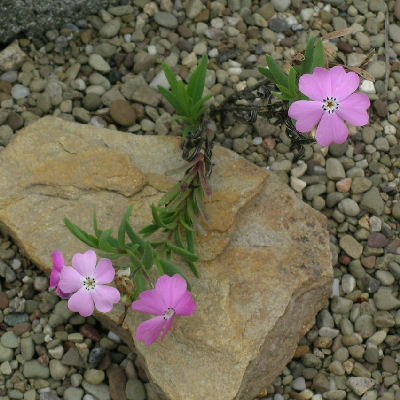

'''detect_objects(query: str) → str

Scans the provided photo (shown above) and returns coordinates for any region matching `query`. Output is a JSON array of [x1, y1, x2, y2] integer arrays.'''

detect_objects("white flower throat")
[[163, 308, 175, 320], [322, 96, 339, 114], [83, 276, 96, 291]]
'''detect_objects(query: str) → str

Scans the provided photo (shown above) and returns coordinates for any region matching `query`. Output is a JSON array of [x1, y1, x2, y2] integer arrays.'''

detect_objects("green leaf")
[[312, 38, 325, 70], [93, 207, 101, 238], [118, 204, 134, 249], [258, 66, 276, 82], [167, 242, 198, 262], [134, 270, 147, 296], [158, 85, 186, 115], [190, 93, 214, 116], [142, 241, 154, 270], [187, 261, 200, 278], [162, 63, 179, 95], [159, 182, 181, 206], [139, 224, 160, 237], [288, 67, 297, 97], [126, 246, 143, 269], [188, 54, 208, 104], [186, 228, 195, 253], [276, 84, 291, 97], [177, 80, 190, 111], [266, 55, 289, 87], [125, 222, 145, 247], [174, 227, 184, 248], [159, 258, 192, 291], [64, 218, 98, 248], [303, 37, 315, 74], [179, 214, 194, 232], [98, 229, 116, 252]]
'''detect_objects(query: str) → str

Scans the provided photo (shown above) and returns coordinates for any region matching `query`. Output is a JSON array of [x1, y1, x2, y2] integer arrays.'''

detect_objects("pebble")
[[1, 331, 19, 348], [11, 84, 30, 99], [272, 0, 291, 12], [84, 369, 105, 385], [23, 360, 50, 379], [99, 20, 121, 38], [126, 379, 146, 400], [64, 387, 84, 400], [347, 377, 375, 396], [154, 12, 178, 28], [89, 54, 111, 73]]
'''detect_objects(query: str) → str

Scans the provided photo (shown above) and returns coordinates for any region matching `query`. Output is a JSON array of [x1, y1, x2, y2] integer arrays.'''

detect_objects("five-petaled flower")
[[288, 66, 370, 147], [50, 250, 71, 299], [131, 274, 196, 346], [58, 250, 120, 317]]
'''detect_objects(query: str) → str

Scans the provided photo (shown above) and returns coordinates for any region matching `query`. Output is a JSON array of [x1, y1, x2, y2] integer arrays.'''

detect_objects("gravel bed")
[[0, 0, 400, 399]]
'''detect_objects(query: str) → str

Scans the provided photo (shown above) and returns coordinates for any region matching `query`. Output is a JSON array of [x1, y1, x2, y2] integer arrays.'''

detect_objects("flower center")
[[322, 96, 339, 114], [163, 308, 175, 320], [83, 276, 96, 291]]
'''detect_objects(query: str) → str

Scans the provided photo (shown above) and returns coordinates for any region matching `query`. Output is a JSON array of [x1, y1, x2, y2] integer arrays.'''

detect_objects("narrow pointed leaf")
[[187, 261, 200, 278], [97, 252, 125, 260], [98, 229, 115, 252], [126, 246, 143, 269], [64, 218, 98, 248], [142, 241, 154, 270], [167, 242, 198, 262], [190, 55, 208, 104], [159, 182, 181, 206], [138, 224, 160, 237], [125, 222, 145, 247], [288, 67, 297, 97], [134, 270, 147, 296], [266, 55, 288, 87], [161, 63, 179, 94], [186, 228, 195, 253], [179, 214, 194, 231], [158, 85, 186, 115], [118, 204, 134, 249], [159, 259, 192, 291], [191, 93, 214, 115], [174, 227, 184, 248], [303, 37, 315, 74], [93, 207, 101, 238], [258, 66, 276, 83], [312, 38, 325, 70]]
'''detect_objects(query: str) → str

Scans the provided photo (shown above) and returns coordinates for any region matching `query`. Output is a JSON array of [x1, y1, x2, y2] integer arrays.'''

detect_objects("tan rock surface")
[[0, 117, 333, 400]]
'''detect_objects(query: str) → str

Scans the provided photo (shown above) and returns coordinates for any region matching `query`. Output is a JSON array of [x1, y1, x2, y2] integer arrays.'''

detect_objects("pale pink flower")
[[131, 274, 196, 346], [50, 250, 70, 299], [288, 66, 370, 146], [58, 250, 120, 317]]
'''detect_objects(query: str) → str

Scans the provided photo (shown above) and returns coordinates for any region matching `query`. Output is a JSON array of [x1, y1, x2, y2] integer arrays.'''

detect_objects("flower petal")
[[316, 112, 349, 147], [161, 316, 175, 341], [329, 66, 360, 101], [131, 289, 167, 315], [68, 287, 94, 317], [336, 92, 370, 126], [51, 250, 65, 271], [174, 291, 196, 316], [288, 100, 324, 133], [57, 287, 71, 299], [58, 266, 83, 293], [92, 285, 121, 313], [156, 274, 188, 309], [299, 67, 331, 100], [50, 268, 61, 289], [72, 250, 97, 277], [94, 258, 115, 284], [136, 316, 166, 346]]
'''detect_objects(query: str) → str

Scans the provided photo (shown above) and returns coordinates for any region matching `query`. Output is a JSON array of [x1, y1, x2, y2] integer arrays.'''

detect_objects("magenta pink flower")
[[58, 250, 120, 317], [131, 274, 196, 346], [50, 250, 71, 299], [288, 66, 370, 146]]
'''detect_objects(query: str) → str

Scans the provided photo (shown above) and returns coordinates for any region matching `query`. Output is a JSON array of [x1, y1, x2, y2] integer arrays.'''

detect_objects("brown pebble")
[[0, 292, 9, 309], [80, 324, 101, 342], [339, 255, 351, 265], [108, 367, 127, 400], [109, 100, 136, 126], [13, 322, 31, 336], [80, 30, 92, 44], [124, 53, 134, 69], [7, 111, 24, 130], [131, 103, 145, 121], [0, 80, 12, 94], [361, 256, 376, 269], [336, 178, 352, 193], [98, 351, 112, 371], [195, 8, 210, 22], [395, 0, 400, 20], [337, 41, 353, 53], [293, 345, 310, 358], [373, 99, 387, 118], [368, 233, 389, 248]]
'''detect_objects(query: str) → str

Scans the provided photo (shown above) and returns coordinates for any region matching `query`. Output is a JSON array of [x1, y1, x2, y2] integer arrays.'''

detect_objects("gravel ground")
[[0, 0, 400, 399]]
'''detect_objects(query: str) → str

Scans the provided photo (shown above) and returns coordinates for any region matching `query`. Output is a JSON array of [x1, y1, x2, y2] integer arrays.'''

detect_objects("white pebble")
[[228, 60, 241, 68], [369, 216, 382, 232], [90, 116, 107, 128], [331, 278, 340, 297], [236, 81, 246, 91], [292, 376, 306, 391], [228, 67, 242, 75], [83, 395, 96, 400], [147, 45, 157, 55], [85, 45, 94, 55], [384, 124, 396, 135], [312, 395, 323, 400], [359, 80, 376, 94], [300, 8, 314, 21], [286, 15, 298, 26], [252, 137, 263, 145], [124, 34, 132, 43], [11, 84, 30, 100], [341, 274, 356, 294], [290, 176, 306, 192], [108, 331, 121, 343], [211, 17, 224, 29], [208, 48, 218, 58], [11, 259, 21, 270]]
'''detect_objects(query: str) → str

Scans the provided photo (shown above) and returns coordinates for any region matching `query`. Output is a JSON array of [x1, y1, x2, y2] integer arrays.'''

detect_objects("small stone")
[[269, 18, 289, 33], [110, 100, 136, 126], [326, 158, 345, 180], [360, 187, 384, 216], [292, 376, 306, 391], [373, 100, 387, 118], [49, 359, 69, 380], [233, 138, 249, 153], [347, 377, 375, 396], [1, 331, 19, 348], [64, 387, 84, 400], [82, 381, 110, 400], [108, 367, 127, 400], [89, 54, 111, 73], [88, 347, 106, 368], [0, 292, 9, 309], [83, 94, 102, 111], [338, 199, 360, 217], [0, 343, 13, 362], [367, 61, 386, 80], [99, 20, 121, 38], [389, 24, 400, 43], [341, 274, 356, 294], [340, 235, 363, 259], [21, 336, 34, 360], [131, 86, 160, 107], [154, 12, 178, 28], [331, 296, 353, 314], [0, 41, 26, 72], [336, 178, 352, 193], [126, 379, 146, 400], [84, 369, 105, 385], [11, 84, 29, 99], [185, 0, 204, 18], [62, 346, 85, 368], [23, 360, 50, 379], [374, 288, 400, 310], [271, 0, 291, 12]]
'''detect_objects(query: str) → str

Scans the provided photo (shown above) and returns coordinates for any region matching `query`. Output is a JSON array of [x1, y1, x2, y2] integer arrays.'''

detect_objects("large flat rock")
[[0, 117, 333, 400]]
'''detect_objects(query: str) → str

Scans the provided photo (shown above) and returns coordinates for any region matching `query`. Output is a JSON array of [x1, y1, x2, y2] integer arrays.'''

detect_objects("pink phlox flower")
[[288, 66, 370, 147], [131, 274, 196, 346], [58, 250, 121, 317], [50, 250, 71, 299]]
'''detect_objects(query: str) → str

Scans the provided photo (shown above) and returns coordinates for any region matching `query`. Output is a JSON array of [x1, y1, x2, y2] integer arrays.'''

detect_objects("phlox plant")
[[53, 36, 371, 346]]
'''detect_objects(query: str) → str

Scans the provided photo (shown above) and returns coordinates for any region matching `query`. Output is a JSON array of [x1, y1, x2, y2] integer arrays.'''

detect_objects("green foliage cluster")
[[158, 55, 213, 135], [64, 204, 197, 298], [259, 38, 325, 103]]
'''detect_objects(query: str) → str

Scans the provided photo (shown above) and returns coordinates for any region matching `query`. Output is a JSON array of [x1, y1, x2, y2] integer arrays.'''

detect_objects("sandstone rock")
[[0, 41, 26, 72], [0, 117, 332, 400]]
